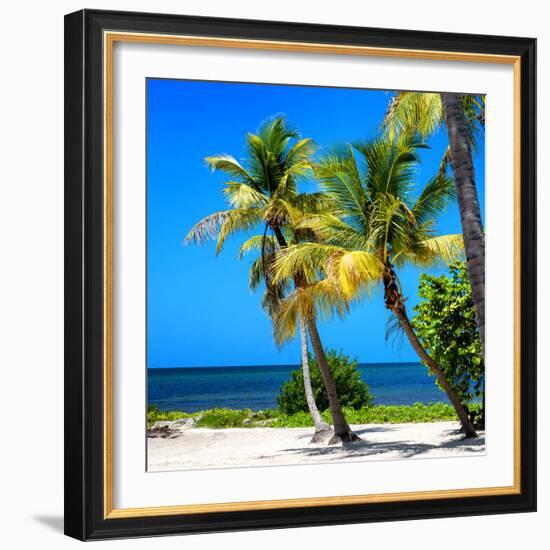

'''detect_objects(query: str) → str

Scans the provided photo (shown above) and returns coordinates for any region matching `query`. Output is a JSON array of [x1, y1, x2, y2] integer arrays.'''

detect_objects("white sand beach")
[[147, 421, 485, 471]]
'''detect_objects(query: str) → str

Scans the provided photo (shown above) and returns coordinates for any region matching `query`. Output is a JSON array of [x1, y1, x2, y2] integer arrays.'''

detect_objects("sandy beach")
[[147, 421, 485, 471]]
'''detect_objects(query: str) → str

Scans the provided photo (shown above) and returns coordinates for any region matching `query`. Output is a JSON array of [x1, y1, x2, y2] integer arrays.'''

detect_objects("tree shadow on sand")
[[294, 425, 402, 442], [281, 427, 485, 461]]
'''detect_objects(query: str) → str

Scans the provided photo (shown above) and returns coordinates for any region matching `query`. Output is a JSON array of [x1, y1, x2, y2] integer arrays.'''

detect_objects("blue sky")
[[147, 78, 485, 368]]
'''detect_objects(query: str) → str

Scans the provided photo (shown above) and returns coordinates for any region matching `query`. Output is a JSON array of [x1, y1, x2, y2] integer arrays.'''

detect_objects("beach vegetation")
[[412, 262, 485, 428], [147, 404, 193, 424], [185, 116, 355, 442], [147, 402, 481, 429], [178, 103, 486, 442], [272, 134, 477, 437], [277, 350, 374, 415]]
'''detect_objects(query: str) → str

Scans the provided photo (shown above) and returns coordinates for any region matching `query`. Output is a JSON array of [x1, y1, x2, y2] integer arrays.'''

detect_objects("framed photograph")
[[64, 9, 536, 540]]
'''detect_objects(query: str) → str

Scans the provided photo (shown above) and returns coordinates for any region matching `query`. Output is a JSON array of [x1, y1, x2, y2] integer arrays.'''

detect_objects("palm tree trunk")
[[383, 265, 477, 437], [306, 317, 359, 444], [268, 224, 334, 443], [299, 316, 332, 442], [394, 305, 477, 437], [270, 223, 349, 442], [440, 92, 485, 354]]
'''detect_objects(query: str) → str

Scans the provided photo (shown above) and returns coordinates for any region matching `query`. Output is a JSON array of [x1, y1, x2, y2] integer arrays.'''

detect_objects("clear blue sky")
[[147, 78, 485, 368]]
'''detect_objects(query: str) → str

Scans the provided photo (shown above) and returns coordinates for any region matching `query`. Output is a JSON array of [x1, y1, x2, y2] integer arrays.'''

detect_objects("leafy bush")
[[412, 262, 485, 428], [277, 349, 374, 415]]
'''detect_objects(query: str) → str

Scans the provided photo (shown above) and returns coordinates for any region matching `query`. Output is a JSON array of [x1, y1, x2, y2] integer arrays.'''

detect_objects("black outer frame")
[[64, 9, 537, 541]]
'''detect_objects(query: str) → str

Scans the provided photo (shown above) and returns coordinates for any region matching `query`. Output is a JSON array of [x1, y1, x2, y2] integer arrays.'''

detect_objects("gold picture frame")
[[65, 9, 536, 540]]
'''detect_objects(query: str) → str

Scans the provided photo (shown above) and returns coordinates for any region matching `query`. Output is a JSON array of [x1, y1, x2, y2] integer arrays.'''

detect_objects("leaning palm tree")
[[242, 215, 360, 444], [273, 136, 477, 437], [240, 233, 332, 442], [383, 92, 486, 352], [185, 116, 351, 442]]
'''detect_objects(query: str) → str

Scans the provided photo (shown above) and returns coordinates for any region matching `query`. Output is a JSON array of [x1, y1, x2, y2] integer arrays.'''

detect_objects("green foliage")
[[412, 262, 485, 428], [195, 408, 254, 428], [276, 350, 374, 415], [147, 403, 476, 429], [147, 404, 192, 426], [269, 404, 460, 427]]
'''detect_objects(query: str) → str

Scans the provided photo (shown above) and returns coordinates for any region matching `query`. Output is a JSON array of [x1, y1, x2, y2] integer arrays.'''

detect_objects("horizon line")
[[148, 360, 422, 370]]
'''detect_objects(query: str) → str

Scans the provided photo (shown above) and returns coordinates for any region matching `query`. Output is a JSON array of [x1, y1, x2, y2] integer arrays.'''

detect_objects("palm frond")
[[249, 256, 265, 290], [314, 147, 368, 230], [292, 192, 336, 216], [257, 116, 299, 159], [383, 92, 443, 141], [297, 214, 372, 250], [223, 182, 268, 208], [385, 311, 405, 349], [271, 242, 345, 284], [215, 208, 263, 255], [355, 137, 425, 202], [421, 234, 465, 263], [394, 233, 464, 268], [284, 137, 317, 170], [245, 132, 283, 194], [329, 250, 383, 299], [272, 280, 349, 344], [262, 197, 299, 227], [411, 173, 456, 225], [239, 234, 278, 259], [205, 154, 255, 184], [369, 193, 415, 257], [184, 209, 233, 245], [437, 146, 452, 178], [461, 94, 485, 153]]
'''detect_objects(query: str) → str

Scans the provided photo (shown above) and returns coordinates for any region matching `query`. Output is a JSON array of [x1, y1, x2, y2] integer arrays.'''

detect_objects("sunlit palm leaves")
[[185, 207, 263, 254], [185, 115, 348, 341], [383, 92, 485, 178], [273, 135, 463, 303], [273, 278, 349, 343], [185, 116, 318, 253], [383, 92, 444, 142], [383, 92, 484, 149]]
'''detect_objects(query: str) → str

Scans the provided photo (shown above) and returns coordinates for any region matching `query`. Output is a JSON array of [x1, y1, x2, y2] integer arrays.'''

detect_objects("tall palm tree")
[[185, 116, 352, 442], [383, 92, 486, 352], [249, 232, 358, 443], [240, 233, 333, 442], [273, 136, 477, 437]]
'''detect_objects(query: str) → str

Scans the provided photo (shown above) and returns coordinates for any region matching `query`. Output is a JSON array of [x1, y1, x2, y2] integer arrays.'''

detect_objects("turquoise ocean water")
[[148, 362, 448, 412]]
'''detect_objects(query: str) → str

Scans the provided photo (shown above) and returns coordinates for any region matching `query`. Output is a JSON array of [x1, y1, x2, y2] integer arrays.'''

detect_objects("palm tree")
[[258, 238, 358, 443], [383, 92, 486, 352], [240, 233, 333, 442], [299, 317, 332, 441], [273, 136, 477, 437], [185, 116, 351, 442]]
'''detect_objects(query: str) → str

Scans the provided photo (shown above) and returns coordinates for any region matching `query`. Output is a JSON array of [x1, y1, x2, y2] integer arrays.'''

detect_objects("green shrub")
[[147, 404, 193, 426], [412, 262, 485, 429], [195, 408, 253, 428], [277, 349, 374, 415], [147, 404, 161, 424]]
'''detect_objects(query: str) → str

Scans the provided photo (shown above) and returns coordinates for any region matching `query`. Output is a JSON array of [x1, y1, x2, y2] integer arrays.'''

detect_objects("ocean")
[[148, 362, 448, 412]]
